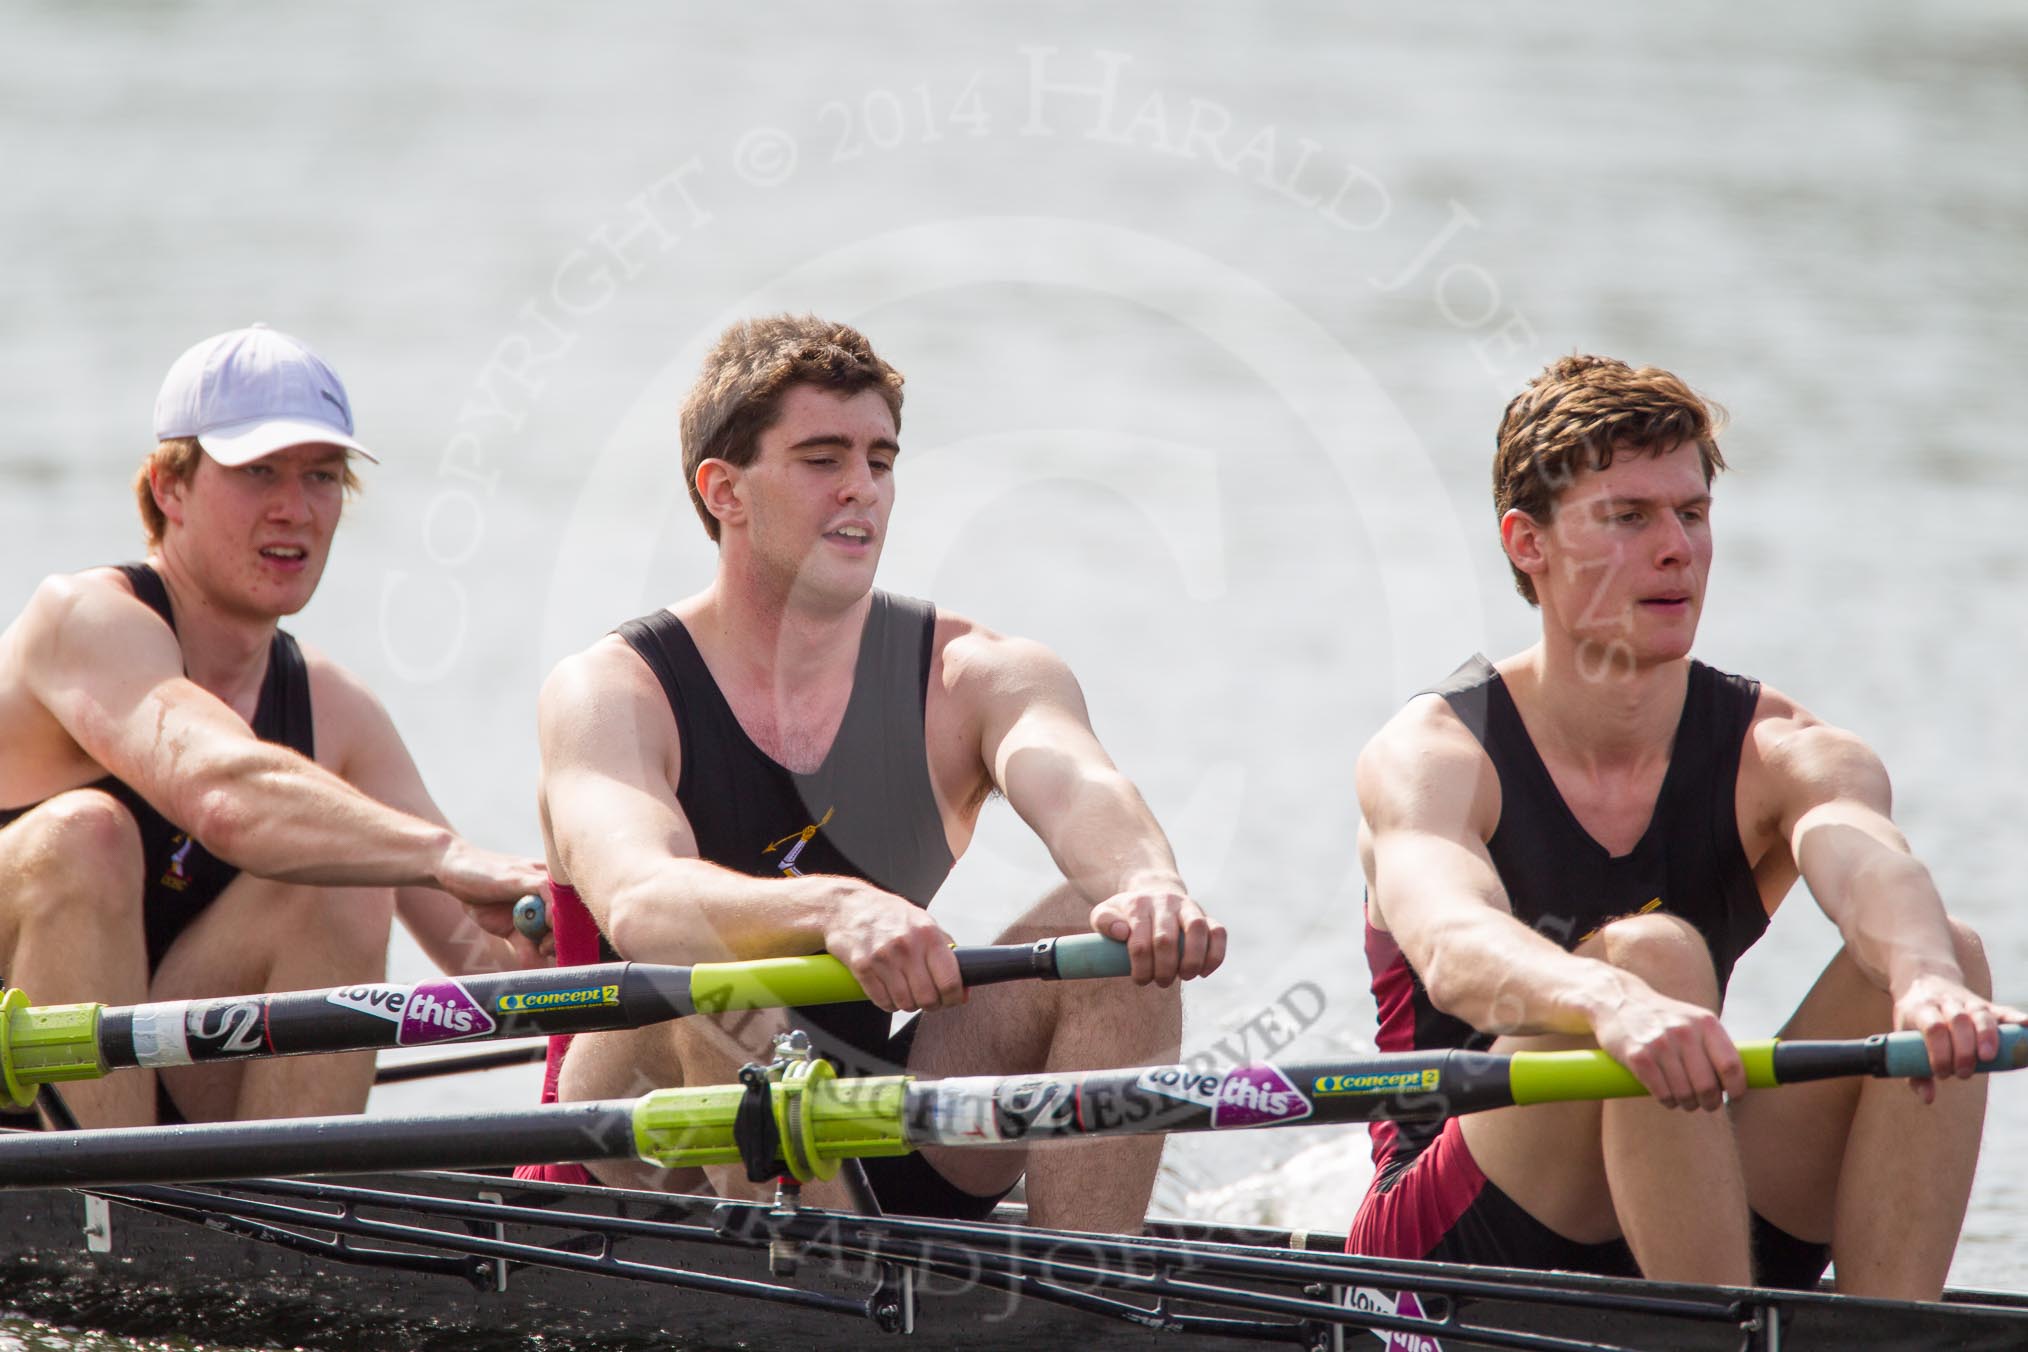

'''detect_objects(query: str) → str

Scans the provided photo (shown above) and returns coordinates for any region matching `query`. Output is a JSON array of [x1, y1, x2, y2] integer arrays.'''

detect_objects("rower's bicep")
[[1765, 721, 1911, 914], [1367, 824, 1512, 952], [974, 638, 1102, 790], [27, 578, 257, 812], [1355, 716, 1509, 957], [536, 657, 699, 917]]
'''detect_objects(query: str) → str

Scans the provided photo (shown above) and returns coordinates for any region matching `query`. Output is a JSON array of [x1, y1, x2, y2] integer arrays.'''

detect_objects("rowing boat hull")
[[1, 1169, 2024, 1351]]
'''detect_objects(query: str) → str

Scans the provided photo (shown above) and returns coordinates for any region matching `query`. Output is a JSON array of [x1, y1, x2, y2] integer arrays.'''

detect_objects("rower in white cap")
[[0, 325, 548, 1129]]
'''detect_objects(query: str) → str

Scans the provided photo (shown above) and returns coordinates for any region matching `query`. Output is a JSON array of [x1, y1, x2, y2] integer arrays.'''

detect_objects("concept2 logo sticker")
[[497, 985, 621, 1014], [1313, 1068, 1442, 1097]]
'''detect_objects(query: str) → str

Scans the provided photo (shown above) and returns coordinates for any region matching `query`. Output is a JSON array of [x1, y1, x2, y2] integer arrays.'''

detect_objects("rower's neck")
[[693, 564, 871, 695], [1506, 641, 1689, 771], [146, 553, 277, 709]]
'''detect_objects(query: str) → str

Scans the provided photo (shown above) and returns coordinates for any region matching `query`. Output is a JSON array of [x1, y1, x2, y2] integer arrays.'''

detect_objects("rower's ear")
[[1500, 507, 1549, 586], [149, 460, 191, 531], [695, 457, 745, 536]]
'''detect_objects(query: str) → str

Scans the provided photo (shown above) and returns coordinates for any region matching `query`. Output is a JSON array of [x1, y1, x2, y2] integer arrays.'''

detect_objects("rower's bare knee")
[[996, 883, 1090, 943], [1582, 911, 1720, 1011], [266, 880, 395, 975], [159, 876, 394, 998], [331, 886, 397, 967], [14, 790, 145, 921]]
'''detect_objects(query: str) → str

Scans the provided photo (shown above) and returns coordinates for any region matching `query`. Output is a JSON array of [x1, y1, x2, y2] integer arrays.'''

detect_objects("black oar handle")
[[956, 934, 1130, 985], [510, 896, 1138, 983]]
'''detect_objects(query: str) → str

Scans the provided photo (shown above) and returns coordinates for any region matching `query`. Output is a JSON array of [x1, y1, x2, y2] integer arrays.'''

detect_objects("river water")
[[3, 1, 2025, 1338]]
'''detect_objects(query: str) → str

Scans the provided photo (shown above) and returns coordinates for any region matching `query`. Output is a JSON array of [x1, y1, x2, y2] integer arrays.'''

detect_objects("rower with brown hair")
[[1348, 354, 2021, 1297], [525, 313, 1224, 1231], [0, 324, 547, 1129]]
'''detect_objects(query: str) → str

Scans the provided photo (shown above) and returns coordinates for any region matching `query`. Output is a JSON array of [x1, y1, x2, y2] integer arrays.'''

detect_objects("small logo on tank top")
[[1578, 895, 1665, 944], [159, 833, 197, 892], [763, 806, 836, 877]]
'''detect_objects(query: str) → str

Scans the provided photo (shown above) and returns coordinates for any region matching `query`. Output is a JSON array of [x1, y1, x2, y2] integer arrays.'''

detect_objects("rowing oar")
[[0, 1028, 2021, 1191], [0, 934, 1135, 1111]]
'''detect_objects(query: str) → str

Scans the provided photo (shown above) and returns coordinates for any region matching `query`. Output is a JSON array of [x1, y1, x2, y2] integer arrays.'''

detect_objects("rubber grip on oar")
[[1048, 934, 1134, 981], [1046, 933, 1199, 981], [1878, 1023, 2028, 1079]]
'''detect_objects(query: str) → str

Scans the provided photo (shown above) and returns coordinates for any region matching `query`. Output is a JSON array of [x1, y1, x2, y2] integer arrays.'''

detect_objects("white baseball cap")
[[153, 324, 378, 466]]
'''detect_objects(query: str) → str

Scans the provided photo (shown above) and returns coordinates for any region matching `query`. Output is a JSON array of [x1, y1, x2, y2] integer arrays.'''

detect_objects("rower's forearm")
[[1829, 855, 1961, 995], [181, 748, 454, 888], [601, 860, 839, 965], [1421, 919, 1622, 1039], [1031, 766, 1186, 903]]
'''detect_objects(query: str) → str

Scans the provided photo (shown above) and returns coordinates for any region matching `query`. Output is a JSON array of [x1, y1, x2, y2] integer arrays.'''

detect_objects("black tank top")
[[0, 564, 315, 971], [605, 591, 955, 1062], [1364, 654, 1767, 1172]]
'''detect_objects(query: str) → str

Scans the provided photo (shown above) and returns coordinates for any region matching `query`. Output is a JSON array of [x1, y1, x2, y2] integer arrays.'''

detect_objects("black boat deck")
[[2, 1170, 2025, 1351]]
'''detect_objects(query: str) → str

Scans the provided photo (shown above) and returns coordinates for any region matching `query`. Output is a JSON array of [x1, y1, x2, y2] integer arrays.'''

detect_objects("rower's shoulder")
[[543, 599, 699, 697], [1362, 649, 1515, 766], [18, 565, 140, 624], [1361, 688, 1487, 772], [1739, 681, 1886, 795], [553, 628, 652, 677], [1741, 680, 1851, 759], [931, 609, 1079, 699], [7, 567, 177, 667], [538, 630, 672, 739], [1356, 692, 1495, 834]]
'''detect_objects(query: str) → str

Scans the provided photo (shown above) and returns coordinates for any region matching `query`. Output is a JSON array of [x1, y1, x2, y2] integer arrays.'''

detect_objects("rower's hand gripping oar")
[[0, 932, 1136, 1110], [0, 1027, 2024, 1190]]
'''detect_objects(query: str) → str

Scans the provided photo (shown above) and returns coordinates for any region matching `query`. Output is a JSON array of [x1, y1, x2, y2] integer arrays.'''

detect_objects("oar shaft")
[[0, 935, 1132, 1107], [0, 1027, 2021, 1192], [895, 1052, 1517, 1153], [0, 1101, 643, 1189], [707, 1028, 2028, 1173], [102, 963, 688, 1066]]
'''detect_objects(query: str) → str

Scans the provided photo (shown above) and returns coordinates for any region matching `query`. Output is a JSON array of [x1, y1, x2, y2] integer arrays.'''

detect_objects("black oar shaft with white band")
[[1, 1026, 2020, 1191], [0, 934, 1133, 1110]]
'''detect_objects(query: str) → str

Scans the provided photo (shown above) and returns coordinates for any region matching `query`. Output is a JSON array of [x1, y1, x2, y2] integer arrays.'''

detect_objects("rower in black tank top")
[[1365, 653, 1768, 1173], [0, 563, 316, 974], [603, 590, 953, 1072]]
